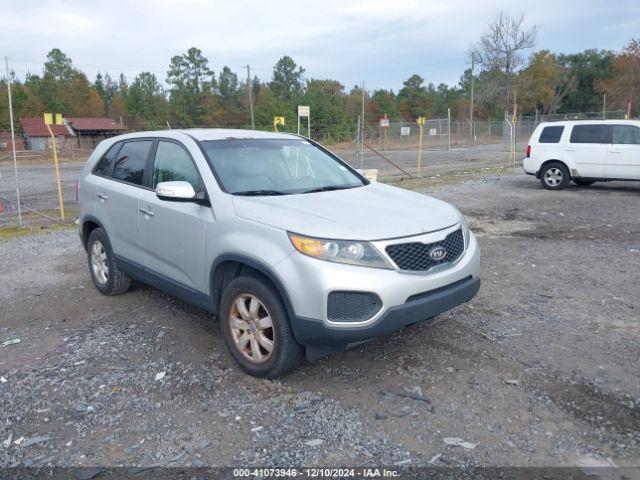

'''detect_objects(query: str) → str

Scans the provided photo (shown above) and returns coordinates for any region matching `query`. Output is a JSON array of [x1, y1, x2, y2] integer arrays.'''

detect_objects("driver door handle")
[[96, 192, 108, 201], [139, 207, 154, 217]]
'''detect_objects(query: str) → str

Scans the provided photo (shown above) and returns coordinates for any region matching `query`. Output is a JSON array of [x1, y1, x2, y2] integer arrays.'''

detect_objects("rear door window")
[[112, 140, 153, 186], [569, 125, 611, 144], [93, 142, 122, 176], [612, 125, 640, 145], [538, 126, 564, 143]]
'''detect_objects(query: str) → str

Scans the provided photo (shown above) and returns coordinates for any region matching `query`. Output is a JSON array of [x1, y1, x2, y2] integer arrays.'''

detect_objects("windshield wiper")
[[302, 185, 356, 194], [234, 189, 288, 196]]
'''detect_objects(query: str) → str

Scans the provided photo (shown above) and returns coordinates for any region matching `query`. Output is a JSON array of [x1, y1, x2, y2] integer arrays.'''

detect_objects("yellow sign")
[[273, 116, 285, 126], [44, 113, 63, 125], [416, 116, 426, 126]]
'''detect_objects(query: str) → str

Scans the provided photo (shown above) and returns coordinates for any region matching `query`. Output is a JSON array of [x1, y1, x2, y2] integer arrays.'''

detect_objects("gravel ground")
[[0, 172, 638, 469]]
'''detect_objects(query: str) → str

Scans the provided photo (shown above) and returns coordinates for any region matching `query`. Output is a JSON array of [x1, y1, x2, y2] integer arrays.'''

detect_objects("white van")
[[523, 120, 640, 189]]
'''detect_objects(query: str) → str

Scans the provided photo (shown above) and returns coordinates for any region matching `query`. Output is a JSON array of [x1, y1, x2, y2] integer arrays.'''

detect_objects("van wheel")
[[87, 228, 131, 295], [573, 179, 595, 186], [220, 275, 304, 378], [540, 162, 570, 190]]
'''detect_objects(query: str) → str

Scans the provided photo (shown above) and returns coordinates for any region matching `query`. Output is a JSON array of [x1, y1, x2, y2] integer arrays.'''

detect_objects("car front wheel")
[[540, 162, 570, 190], [87, 228, 131, 295], [220, 275, 304, 378]]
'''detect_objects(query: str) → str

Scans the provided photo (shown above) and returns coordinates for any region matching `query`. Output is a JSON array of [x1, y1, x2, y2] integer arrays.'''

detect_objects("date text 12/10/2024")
[[232, 468, 402, 478]]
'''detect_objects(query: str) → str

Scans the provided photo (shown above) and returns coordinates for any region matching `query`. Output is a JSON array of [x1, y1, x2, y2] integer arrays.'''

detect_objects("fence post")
[[355, 116, 361, 168], [417, 124, 424, 176], [46, 125, 65, 221], [447, 108, 451, 150]]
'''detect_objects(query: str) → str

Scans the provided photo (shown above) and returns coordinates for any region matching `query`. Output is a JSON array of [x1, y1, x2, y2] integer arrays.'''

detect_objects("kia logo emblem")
[[429, 246, 447, 261]]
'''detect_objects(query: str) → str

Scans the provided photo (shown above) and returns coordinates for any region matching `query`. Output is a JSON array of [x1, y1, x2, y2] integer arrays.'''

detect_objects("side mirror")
[[155, 181, 197, 201]]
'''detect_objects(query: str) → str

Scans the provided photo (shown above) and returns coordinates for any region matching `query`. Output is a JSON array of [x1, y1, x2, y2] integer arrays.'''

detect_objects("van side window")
[[112, 140, 153, 186], [152, 141, 201, 190], [93, 142, 122, 176], [570, 125, 610, 144], [539, 126, 564, 143], [612, 125, 640, 145]]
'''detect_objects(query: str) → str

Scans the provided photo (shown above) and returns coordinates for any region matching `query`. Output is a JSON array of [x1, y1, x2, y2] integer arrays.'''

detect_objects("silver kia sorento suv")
[[78, 129, 481, 378]]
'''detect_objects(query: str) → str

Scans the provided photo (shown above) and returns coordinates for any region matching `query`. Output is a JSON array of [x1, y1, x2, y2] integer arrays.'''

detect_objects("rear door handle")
[[609, 150, 621, 154], [96, 192, 108, 201], [564, 148, 577, 152]]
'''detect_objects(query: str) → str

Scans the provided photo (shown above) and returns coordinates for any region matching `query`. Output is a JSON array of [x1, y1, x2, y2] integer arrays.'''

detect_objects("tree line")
[[1, 13, 638, 136]]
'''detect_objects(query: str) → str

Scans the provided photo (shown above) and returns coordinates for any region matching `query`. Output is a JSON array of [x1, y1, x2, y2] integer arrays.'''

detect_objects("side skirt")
[[114, 255, 215, 314]]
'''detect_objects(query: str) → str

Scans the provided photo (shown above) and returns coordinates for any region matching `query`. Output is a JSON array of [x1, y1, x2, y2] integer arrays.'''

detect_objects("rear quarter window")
[[112, 140, 154, 186], [93, 142, 122, 176], [538, 126, 564, 143]]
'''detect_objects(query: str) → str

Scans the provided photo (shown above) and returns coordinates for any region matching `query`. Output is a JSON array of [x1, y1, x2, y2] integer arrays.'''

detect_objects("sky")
[[2, 0, 639, 92]]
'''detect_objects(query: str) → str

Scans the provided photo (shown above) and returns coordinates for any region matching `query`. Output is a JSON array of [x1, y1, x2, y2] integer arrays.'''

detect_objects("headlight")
[[288, 233, 392, 269]]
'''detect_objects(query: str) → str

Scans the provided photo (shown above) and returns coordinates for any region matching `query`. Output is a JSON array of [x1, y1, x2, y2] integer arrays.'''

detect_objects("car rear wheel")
[[220, 275, 304, 378], [540, 162, 570, 190], [573, 179, 595, 186], [87, 228, 131, 295]]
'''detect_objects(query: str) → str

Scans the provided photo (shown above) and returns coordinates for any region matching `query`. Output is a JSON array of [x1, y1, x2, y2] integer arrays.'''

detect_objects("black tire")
[[87, 228, 131, 295], [219, 275, 304, 378], [540, 162, 571, 190], [573, 179, 595, 187]]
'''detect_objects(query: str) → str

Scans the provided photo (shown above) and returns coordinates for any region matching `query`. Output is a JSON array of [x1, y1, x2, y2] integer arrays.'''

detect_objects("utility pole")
[[602, 93, 606, 119], [5, 56, 22, 227], [467, 52, 475, 165], [360, 82, 365, 168], [469, 51, 475, 147], [245, 65, 255, 130]]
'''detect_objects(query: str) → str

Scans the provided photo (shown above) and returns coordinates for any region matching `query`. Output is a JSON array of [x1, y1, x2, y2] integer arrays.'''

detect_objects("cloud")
[[602, 18, 640, 32], [1, 0, 639, 90]]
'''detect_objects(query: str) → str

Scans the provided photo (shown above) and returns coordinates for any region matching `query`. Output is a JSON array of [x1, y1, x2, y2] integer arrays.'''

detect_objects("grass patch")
[[0, 207, 78, 241], [0, 222, 75, 241]]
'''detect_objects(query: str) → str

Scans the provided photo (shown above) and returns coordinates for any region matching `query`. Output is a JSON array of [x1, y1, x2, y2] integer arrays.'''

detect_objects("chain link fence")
[[0, 109, 628, 228]]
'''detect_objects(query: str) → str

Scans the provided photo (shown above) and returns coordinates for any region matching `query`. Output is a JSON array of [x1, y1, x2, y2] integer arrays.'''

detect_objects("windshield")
[[200, 138, 366, 195]]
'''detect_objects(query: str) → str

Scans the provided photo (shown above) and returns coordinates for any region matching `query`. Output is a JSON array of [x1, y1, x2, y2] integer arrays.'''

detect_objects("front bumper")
[[273, 228, 481, 353], [292, 275, 480, 349]]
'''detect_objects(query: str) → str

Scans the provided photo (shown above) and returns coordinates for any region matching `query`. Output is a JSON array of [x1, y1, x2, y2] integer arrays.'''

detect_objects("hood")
[[232, 183, 460, 241]]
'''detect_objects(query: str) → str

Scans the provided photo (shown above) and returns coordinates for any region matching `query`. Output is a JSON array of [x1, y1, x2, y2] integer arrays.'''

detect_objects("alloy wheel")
[[544, 167, 563, 187], [229, 294, 274, 363], [91, 240, 109, 285]]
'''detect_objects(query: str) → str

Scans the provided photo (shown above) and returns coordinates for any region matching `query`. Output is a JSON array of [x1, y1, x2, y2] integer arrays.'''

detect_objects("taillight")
[[526, 145, 531, 158], [76, 179, 80, 202]]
